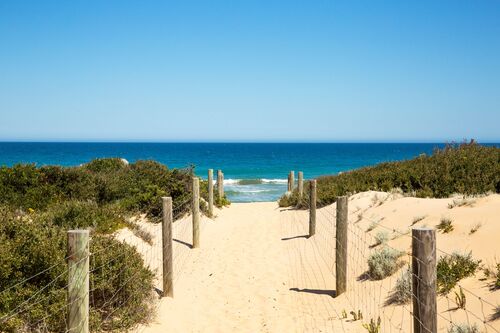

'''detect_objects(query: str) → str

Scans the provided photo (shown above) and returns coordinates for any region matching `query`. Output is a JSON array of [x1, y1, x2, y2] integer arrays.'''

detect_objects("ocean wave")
[[224, 178, 288, 185]]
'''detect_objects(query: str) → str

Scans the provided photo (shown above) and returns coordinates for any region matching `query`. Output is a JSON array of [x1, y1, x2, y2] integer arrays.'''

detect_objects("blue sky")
[[0, 0, 499, 142]]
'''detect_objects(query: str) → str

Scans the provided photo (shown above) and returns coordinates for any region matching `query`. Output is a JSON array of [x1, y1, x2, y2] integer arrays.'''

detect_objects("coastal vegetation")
[[436, 252, 481, 294], [279, 142, 500, 208], [0, 158, 228, 332], [367, 247, 405, 280]]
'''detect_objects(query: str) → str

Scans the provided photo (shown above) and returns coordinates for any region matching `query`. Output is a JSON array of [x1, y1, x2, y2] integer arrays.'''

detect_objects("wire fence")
[[283, 189, 500, 332], [0, 173, 220, 333]]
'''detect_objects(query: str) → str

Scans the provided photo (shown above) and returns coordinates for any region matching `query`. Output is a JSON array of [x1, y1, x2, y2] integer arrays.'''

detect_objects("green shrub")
[[484, 263, 500, 290], [437, 217, 454, 233], [0, 159, 199, 221], [367, 247, 405, 280], [387, 267, 412, 305], [437, 252, 481, 294], [40, 200, 126, 234], [0, 209, 154, 332], [280, 142, 500, 207], [89, 236, 154, 331], [447, 323, 480, 333], [373, 231, 389, 246]]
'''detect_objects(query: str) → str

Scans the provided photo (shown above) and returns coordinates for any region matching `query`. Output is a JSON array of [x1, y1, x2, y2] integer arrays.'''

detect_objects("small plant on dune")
[[483, 263, 500, 290], [363, 317, 381, 333], [367, 246, 405, 280], [350, 310, 363, 321], [469, 222, 482, 235], [341, 309, 347, 319], [447, 323, 480, 333], [437, 217, 454, 233], [490, 305, 500, 321], [373, 231, 389, 246], [366, 221, 378, 232], [387, 267, 412, 305], [411, 215, 427, 226], [454, 286, 466, 309], [437, 252, 481, 294], [448, 197, 476, 209]]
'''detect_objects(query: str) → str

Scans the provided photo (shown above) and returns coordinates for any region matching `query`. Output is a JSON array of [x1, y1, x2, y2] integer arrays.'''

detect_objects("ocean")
[[1, 142, 497, 202]]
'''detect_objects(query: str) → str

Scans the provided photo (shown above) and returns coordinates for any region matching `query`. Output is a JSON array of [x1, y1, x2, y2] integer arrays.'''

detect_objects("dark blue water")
[[1, 142, 497, 202]]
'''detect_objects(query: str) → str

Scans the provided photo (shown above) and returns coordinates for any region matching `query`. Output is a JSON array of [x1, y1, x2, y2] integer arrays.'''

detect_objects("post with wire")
[[208, 169, 214, 217], [161, 197, 174, 297], [412, 227, 437, 333], [67, 229, 90, 333], [298, 171, 304, 198], [335, 196, 348, 297], [308, 179, 317, 237], [192, 177, 200, 248]]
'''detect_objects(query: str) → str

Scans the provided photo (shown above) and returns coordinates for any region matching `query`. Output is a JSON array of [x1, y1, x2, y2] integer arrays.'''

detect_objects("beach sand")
[[117, 192, 500, 332]]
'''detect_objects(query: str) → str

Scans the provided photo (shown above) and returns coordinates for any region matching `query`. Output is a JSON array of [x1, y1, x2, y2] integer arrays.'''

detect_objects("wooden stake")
[[412, 228, 437, 333], [67, 230, 89, 333], [336, 196, 348, 297], [192, 177, 200, 248], [208, 169, 214, 217], [162, 197, 173, 297], [298, 171, 304, 198], [309, 180, 317, 237]]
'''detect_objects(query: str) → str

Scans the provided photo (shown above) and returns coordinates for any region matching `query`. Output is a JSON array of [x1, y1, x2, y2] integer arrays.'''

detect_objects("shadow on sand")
[[173, 238, 193, 249], [290, 288, 336, 298]]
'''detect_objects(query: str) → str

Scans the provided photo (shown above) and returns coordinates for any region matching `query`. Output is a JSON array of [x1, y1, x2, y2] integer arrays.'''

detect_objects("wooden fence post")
[[217, 170, 223, 200], [287, 171, 294, 192], [67, 230, 89, 333], [336, 196, 348, 297], [298, 171, 304, 198], [412, 228, 437, 333], [221, 172, 224, 198], [192, 177, 200, 248], [208, 169, 214, 217], [308, 180, 316, 237], [162, 197, 173, 297]]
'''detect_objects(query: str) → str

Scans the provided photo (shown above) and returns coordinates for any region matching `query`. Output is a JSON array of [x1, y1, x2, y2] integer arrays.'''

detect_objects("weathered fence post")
[[412, 228, 437, 333], [221, 172, 224, 198], [161, 197, 173, 297], [288, 171, 295, 192], [336, 196, 348, 297], [192, 177, 200, 248], [67, 230, 89, 333], [308, 180, 316, 237], [217, 169, 224, 200], [298, 171, 304, 198], [208, 169, 214, 217]]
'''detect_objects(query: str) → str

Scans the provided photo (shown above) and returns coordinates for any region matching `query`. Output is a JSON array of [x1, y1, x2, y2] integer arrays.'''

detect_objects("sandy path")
[[130, 193, 500, 333], [139, 202, 301, 333]]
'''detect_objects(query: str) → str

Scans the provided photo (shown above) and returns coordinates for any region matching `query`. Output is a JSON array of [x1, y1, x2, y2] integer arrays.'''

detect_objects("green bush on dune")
[[279, 141, 500, 208], [0, 158, 228, 332], [0, 209, 154, 332]]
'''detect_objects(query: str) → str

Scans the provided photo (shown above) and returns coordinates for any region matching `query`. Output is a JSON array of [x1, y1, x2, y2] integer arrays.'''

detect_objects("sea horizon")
[[2, 142, 499, 203]]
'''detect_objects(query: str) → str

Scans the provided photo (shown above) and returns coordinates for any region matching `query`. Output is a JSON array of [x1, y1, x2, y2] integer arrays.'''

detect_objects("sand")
[[116, 192, 500, 332]]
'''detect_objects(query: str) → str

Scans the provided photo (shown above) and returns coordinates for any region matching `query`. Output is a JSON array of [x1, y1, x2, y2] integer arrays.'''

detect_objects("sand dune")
[[118, 192, 500, 332]]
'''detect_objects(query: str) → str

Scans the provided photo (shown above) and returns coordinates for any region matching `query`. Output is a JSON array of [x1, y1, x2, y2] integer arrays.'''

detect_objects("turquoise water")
[[1, 142, 497, 202]]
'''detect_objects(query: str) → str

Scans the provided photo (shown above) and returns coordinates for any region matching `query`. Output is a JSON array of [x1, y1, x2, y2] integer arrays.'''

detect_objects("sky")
[[0, 0, 499, 142]]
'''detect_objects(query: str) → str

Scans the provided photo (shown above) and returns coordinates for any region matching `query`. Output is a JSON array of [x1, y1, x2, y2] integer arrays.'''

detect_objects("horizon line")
[[0, 140, 499, 144]]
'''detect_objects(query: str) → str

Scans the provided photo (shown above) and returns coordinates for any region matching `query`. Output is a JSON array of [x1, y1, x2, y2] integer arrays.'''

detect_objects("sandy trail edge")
[[118, 193, 500, 333]]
